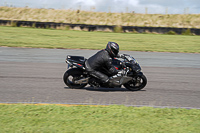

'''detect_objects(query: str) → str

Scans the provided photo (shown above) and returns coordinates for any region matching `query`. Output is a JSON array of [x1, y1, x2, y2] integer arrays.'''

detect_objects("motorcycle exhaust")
[[74, 77, 89, 84]]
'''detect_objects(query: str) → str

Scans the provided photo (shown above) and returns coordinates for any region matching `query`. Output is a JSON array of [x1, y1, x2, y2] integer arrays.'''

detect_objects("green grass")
[[0, 26, 200, 53], [0, 104, 200, 133]]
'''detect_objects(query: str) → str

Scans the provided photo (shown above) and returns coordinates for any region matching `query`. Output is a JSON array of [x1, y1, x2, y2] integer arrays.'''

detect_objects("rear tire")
[[124, 75, 147, 91], [63, 68, 87, 89]]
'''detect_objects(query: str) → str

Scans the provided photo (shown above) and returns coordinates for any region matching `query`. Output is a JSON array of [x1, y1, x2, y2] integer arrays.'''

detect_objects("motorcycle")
[[63, 54, 147, 91]]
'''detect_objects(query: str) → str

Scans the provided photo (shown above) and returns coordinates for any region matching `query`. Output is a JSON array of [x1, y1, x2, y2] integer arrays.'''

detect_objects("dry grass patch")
[[0, 6, 200, 28]]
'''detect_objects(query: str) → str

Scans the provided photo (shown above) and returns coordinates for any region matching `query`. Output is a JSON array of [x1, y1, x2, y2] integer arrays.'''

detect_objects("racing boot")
[[103, 79, 114, 88]]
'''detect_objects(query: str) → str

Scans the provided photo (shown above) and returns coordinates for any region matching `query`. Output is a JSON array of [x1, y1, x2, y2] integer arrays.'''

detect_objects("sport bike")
[[63, 54, 147, 91]]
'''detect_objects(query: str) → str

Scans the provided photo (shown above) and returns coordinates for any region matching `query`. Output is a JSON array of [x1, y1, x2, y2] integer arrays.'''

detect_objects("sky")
[[1, 0, 200, 14]]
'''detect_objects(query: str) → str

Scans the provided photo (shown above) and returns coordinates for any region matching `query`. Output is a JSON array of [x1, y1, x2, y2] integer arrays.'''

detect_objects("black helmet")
[[106, 42, 119, 58]]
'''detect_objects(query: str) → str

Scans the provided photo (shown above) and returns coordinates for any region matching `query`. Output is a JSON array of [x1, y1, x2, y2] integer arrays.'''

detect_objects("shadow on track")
[[64, 87, 146, 92]]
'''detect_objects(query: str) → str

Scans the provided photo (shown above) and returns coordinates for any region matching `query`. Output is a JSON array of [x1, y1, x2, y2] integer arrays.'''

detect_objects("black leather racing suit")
[[85, 49, 118, 83]]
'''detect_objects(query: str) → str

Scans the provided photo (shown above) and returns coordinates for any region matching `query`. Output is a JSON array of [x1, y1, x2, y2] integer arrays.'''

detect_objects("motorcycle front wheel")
[[124, 75, 147, 91], [63, 68, 87, 89]]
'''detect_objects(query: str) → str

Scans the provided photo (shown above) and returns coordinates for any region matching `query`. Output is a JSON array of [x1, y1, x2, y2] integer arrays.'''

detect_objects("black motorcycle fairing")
[[125, 62, 141, 73], [112, 58, 123, 70]]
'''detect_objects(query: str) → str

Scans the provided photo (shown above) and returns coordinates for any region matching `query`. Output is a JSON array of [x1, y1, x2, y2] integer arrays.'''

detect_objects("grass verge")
[[0, 104, 200, 133], [0, 26, 200, 53]]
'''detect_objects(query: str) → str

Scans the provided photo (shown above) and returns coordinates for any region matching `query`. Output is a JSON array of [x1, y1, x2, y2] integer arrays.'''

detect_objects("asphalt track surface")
[[0, 47, 200, 109]]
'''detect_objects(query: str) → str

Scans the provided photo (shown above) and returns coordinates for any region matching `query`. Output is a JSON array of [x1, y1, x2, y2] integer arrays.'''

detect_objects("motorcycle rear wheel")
[[63, 68, 87, 89], [124, 75, 147, 91]]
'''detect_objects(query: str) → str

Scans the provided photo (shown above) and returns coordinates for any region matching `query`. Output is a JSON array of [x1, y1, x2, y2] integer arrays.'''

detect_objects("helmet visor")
[[111, 47, 119, 56]]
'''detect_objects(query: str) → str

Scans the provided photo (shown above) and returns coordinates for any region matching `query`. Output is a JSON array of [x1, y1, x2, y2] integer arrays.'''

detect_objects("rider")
[[85, 42, 120, 85]]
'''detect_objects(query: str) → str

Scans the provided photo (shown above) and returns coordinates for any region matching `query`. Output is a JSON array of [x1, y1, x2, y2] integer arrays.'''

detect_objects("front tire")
[[63, 68, 87, 89], [124, 74, 147, 91]]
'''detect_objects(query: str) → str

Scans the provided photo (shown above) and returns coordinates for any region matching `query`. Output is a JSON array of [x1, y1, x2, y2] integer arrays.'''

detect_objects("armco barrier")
[[0, 20, 199, 35]]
